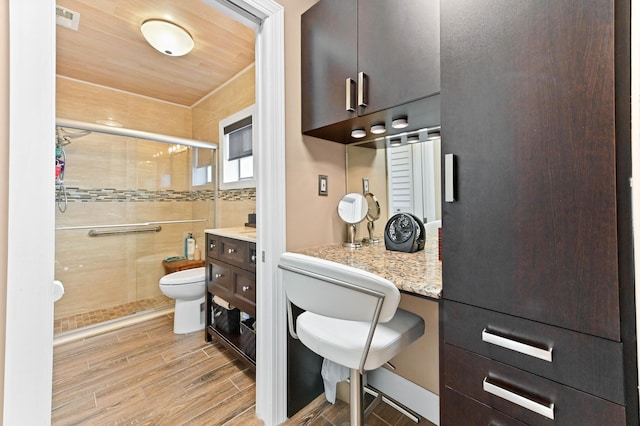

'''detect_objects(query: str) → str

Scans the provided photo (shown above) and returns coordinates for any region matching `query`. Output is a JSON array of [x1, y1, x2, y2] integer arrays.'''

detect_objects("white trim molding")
[[249, 2, 287, 424], [5, 0, 57, 423]]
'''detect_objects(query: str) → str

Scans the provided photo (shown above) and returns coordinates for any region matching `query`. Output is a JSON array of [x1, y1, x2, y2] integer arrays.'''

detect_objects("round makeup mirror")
[[363, 192, 381, 244], [337, 192, 368, 248]]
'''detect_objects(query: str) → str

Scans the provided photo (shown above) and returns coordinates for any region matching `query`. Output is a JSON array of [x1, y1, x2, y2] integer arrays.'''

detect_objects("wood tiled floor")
[[52, 314, 433, 425]]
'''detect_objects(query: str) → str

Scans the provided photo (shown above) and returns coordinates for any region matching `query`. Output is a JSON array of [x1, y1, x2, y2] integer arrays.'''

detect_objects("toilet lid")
[[160, 267, 205, 285]]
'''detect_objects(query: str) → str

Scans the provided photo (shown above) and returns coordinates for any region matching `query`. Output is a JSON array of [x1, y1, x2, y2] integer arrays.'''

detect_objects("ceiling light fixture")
[[351, 128, 367, 138], [391, 117, 409, 129], [370, 124, 386, 135], [140, 19, 194, 57]]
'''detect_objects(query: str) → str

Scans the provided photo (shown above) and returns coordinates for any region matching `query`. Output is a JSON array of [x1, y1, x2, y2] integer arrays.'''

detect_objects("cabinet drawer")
[[219, 237, 246, 268], [246, 242, 257, 273], [444, 344, 626, 425], [442, 387, 526, 426], [207, 260, 232, 299], [206, 234, 220, 259], [442, 301, 624, 404], [233, 268, 256, 317]]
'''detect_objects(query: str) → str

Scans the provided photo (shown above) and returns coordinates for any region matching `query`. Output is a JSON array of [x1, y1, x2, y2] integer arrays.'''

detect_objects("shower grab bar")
[[88, 226, 162, 237], [56, 219, 207, 231]]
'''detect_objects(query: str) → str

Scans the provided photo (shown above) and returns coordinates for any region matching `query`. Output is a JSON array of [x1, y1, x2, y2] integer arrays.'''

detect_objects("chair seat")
[[297, 308, 424, 371]]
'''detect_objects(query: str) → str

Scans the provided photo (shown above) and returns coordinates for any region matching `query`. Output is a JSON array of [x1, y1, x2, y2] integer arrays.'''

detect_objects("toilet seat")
[[160, 267, 205, 286]]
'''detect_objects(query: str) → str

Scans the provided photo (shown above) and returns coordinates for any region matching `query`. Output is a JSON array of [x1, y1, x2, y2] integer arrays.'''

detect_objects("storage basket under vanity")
[[212, 300, 240, 334], [240, 318, 256, 362]]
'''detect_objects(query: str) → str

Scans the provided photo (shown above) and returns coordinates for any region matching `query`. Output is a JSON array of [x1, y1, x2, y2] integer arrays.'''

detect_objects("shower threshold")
[[54, 296, 173, 345]]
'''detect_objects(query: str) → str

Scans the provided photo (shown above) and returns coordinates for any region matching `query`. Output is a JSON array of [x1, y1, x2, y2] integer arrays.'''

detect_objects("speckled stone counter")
[[295, 237, 442, 300], [204, 226, 256, 243]]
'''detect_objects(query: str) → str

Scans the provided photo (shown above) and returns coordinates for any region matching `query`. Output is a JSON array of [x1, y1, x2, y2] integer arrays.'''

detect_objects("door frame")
[[4, 0, 287, 424]]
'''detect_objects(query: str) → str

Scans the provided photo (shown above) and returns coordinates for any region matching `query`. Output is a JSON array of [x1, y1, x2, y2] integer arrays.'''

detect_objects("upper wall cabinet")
[[301, 0, 440, 144]]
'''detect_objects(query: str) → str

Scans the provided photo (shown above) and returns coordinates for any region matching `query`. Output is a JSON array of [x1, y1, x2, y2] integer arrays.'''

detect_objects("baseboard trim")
[[367, 367, 440, 425]]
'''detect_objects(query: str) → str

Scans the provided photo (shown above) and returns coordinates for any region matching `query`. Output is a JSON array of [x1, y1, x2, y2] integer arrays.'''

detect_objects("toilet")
[[159, 267, 206, 334]]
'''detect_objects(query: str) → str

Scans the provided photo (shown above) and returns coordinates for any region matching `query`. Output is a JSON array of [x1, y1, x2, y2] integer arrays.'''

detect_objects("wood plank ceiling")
[[56, 0, 256, 106]]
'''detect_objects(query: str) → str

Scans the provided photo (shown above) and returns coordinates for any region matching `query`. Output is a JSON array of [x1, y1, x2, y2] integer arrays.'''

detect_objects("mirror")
[[345, 126, 441, 243], [337, 192, 368, 248], [362, 192, 381, 244]]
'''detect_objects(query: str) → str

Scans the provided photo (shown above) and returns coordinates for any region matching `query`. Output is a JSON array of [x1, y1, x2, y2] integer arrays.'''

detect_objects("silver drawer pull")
[[227, 248, 236, 254], [483, 377, 554, 420], [210, 243, 216, 249], [242, 285, 250, 292], [215, 273, 223, 279], [346, 78, 356, 112], [482, 329, 553, 362], [444, 153, 455, 202], [251, 254, 257, 262], [357, 72, 368, 107]]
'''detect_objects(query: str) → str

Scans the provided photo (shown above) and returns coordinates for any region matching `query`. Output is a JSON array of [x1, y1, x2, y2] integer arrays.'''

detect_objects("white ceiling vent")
[[56, 6, 80, 31]]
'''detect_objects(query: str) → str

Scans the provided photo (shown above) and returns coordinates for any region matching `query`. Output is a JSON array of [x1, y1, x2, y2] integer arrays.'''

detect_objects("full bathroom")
[[53, 2, 257, 336]]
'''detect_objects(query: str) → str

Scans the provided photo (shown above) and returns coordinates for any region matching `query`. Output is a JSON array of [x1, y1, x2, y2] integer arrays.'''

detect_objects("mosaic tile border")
[[57, 187, 256, 202], [218, 188, 256, 201]]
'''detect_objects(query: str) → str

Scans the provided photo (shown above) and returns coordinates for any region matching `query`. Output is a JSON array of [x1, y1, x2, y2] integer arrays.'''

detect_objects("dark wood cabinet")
[[440, 0, 636, 424], [205, 234, 256, 369], [301, 0, 440, 143]]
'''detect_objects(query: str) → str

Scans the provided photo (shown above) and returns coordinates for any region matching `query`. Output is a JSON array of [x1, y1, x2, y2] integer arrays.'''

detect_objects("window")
[[191, 147, 214, 187], [219, 105, 256, 190]]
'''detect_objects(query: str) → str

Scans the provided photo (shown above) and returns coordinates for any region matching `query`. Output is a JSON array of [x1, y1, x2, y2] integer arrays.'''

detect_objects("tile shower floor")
[[54, 295, 172, 335]]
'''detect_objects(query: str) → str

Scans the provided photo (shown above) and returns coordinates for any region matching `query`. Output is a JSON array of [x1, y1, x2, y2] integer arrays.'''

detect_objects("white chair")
[[279, 252, 425, 425], [424, 219, 441, 238]]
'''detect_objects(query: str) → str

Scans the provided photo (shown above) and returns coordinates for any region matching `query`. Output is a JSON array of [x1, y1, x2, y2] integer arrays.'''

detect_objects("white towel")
[[213, 295, 234, 310], [321, 358, 349, 404]]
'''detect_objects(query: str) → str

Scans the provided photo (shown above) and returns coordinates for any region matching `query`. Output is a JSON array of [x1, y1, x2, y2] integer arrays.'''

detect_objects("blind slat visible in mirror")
[[388, 145, 414, 214]]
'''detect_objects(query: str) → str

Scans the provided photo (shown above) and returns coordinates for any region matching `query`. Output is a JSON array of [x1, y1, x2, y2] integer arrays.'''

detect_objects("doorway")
[[5, 0, 285, 424]]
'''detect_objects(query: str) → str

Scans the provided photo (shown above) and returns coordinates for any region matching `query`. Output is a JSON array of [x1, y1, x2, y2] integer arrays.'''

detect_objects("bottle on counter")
[[185, 233, 196, 260]]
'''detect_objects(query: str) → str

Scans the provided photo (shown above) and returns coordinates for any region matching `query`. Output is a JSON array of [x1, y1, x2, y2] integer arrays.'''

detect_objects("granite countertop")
[[295, 237, 442, 300], [205, 227, 256, 243]]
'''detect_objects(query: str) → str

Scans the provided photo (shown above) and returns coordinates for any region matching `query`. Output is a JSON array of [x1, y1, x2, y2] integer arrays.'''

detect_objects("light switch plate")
[[318, 175, 328, 196], [362, 178, 369, 193]]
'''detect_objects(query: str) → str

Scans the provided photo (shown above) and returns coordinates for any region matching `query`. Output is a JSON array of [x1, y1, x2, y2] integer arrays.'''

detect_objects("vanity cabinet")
[[205, 233, 257, 368], [440, 0, 636, 424], [301, 0, 440, 143]]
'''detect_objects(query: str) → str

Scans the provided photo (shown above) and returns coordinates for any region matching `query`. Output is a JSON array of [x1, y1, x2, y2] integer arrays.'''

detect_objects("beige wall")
[[0, 1, 8, 419], [279, 0, 347, 252], [192, 65, 256, 228]]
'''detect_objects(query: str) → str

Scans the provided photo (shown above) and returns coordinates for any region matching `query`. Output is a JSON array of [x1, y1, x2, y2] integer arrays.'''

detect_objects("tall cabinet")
[[440, 0, 637, 424]]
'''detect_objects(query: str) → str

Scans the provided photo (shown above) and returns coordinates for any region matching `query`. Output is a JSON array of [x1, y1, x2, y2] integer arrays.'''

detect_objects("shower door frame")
[[5, 1, 287, 425]]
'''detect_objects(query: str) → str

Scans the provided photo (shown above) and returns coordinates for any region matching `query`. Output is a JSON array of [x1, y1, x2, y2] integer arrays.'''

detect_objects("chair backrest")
[[424, 220, 441, 238], [278, 252, 401, 323]]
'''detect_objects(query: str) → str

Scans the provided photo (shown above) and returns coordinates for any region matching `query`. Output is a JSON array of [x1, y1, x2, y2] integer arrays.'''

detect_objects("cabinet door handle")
[[444, 153, 456, 202], [215, 273, 223, 279], [227, 248, 236, 254], [346, 78, 356, 112], [482, 328, 553, 362], [251, 254, 257, 263], [209, 243, 216, 249], [357, 72, 368, 107], [242, 285, 251, 292], [483, 377, 555, 420]]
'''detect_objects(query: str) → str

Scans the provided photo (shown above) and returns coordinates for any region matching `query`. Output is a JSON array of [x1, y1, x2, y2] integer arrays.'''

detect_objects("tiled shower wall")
[[55, 66, 256, 321]]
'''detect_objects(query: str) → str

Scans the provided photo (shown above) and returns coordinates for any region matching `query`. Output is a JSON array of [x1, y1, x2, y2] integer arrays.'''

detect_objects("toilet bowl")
[[159, 267, 206, 334]]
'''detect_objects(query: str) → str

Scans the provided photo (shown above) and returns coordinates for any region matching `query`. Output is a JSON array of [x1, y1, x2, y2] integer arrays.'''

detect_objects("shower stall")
[[54, 118, 217, 336]]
